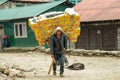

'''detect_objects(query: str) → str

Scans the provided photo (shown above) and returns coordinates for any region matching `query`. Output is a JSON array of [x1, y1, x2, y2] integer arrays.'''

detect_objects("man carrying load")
[[50, 27, 67, 77]]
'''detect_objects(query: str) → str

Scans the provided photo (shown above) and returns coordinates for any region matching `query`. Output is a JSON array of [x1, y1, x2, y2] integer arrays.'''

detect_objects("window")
[[16, 4, 25, 7], [14, 22, 27, 38]]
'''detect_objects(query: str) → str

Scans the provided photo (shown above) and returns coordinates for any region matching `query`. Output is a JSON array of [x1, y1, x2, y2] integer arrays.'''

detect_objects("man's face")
[[56, 30, 61, 36]]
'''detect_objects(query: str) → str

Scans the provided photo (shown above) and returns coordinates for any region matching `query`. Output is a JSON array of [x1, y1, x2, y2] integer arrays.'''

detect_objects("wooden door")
[[102, 27, 117, 50], [89, 29, 102, 50]]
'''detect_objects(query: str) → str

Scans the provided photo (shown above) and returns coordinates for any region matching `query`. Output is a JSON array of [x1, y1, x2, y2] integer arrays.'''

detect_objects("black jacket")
[[50, 33, 67, 54]]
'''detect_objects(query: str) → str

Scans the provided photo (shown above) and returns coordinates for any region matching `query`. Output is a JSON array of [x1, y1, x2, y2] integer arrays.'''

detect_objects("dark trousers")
[[53, 54, 64, 74], [57, 54, 68, 65]]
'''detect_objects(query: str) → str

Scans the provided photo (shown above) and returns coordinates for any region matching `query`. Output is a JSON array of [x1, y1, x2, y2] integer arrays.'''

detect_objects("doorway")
[[0, 24, 4, 49]]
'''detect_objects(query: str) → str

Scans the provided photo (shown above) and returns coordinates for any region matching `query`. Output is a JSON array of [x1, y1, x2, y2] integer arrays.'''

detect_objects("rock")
[[7, 77, 16, 80], [0, 72, 8, 78], [87, 53, 93, 56], [4, 69, 10, 76], [91, 50, 100, 55], [8, 72, 15, 78], [16, 71, 25, 77], [0, 67, 6, 72], [111, 51, 118, 56], [27, 51, 33, 54], [0, 63, 7, 72], [100, 51, 107, 55], [45, 48, 50, 53], [4, 69, 21, 77], [10, 69, 20, 75], [12, 65, 20, 70], [12, 64, 35, 72], [72, 52, 80, 56]]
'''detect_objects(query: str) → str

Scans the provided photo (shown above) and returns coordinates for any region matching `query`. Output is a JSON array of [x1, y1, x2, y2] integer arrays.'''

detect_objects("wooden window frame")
[[14, 22, 27, 38]]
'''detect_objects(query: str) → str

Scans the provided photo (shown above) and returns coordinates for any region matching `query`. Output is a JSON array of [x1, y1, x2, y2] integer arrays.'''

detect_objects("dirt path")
[[0, 52, 120, 80]]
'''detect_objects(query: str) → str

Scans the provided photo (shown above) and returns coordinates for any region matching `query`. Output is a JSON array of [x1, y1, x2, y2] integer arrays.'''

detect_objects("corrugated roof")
[[69, 0, 82, 2], [73, 0, 120, 22], [0, 0, 7, 5], [12, 0, 51, 3], [0, 0, 65, 21]]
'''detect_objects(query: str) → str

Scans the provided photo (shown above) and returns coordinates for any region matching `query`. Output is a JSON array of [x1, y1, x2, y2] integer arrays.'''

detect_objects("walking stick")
[[48, 57, 56, 74]]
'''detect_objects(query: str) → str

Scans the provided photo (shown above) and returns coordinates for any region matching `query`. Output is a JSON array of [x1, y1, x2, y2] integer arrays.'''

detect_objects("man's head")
[[54, 27, 62, 36]]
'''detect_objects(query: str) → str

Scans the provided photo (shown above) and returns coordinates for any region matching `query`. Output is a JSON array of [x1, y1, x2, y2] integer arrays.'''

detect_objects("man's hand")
[[51, 54, 54, 58], [64, 48, 67, 52]]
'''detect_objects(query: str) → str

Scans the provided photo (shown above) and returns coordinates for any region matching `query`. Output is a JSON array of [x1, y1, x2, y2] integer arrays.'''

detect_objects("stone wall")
[[2, 47, 120, 57], [72, 49, 120, 57]]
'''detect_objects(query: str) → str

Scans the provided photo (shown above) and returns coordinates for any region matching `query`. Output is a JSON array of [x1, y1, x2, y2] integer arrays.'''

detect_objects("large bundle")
[[28, 8, 80, 46]]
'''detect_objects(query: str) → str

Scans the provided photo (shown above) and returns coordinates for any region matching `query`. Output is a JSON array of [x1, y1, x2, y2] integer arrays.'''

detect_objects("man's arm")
[[50, 36, 54, 57], [48, 36, 55, 74], [63, 34, 68, 49]]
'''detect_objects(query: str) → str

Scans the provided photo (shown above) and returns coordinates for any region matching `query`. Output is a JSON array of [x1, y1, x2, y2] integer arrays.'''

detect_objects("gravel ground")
[[0, 52, 120, 80]]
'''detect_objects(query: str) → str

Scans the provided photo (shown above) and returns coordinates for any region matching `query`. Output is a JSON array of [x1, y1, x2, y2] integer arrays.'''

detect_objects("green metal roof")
[[0, 0, 7, 5], [69, 0, 82, 2], [0, 0, 65, 21], [69, 0, 82, 4]]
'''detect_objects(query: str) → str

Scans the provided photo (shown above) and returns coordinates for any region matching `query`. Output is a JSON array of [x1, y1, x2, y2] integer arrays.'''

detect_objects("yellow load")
[[28, 8, 80, 46]]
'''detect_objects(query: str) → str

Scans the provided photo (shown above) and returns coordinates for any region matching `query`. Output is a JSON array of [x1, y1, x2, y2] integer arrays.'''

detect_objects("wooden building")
[[0, 0, 52, 9], [0, 0, 73, 47], [74, 0, 120, 50]]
